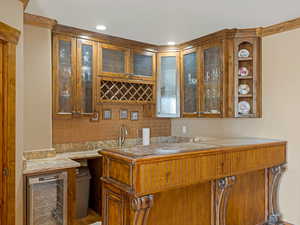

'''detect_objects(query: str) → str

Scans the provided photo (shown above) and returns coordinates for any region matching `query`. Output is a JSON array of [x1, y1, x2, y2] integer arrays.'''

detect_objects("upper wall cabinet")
[[180, 29, 261, 118], [157, 52, 180, 118], [99, 44, 130, 77], [53, 34, 97, 117], [181, 41, 226, 118], [131, 50, 156, 81], [99, 44, 156, 81]]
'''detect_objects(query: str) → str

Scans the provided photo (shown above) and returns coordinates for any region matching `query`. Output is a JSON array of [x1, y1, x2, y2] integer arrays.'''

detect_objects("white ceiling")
[[26, 0, 300, 45]]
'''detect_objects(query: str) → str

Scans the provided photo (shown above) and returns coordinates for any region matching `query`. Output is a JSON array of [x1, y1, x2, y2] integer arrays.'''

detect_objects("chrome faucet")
[[117, 125, 128, 147]]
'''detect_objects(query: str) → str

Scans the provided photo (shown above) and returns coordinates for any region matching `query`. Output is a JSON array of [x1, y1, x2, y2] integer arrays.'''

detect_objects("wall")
[[0, 0, 24, 224], [24, 24, 52, 151], [172, 28, 300, 224], [53, 104, 171, 144]]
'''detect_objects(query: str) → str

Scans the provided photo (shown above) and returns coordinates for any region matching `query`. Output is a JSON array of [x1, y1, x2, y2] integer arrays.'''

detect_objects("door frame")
[[0, 21, 20, 225]]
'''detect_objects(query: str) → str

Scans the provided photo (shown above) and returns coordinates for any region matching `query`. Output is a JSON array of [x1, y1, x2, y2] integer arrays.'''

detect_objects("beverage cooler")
[[26, 172, 68, 225]]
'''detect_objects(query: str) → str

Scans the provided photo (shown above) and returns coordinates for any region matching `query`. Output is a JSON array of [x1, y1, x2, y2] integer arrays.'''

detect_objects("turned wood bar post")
[[265, 165, 286, 225], [131, 195, 154, 225], [214, 176, 236, 225]]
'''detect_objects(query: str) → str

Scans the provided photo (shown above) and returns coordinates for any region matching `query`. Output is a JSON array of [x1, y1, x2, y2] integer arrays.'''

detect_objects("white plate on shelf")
[[239, 84, 250, 95], [238, 101, 251, 114], [238, 49, 250, 58], [238, 67, 249, 76]]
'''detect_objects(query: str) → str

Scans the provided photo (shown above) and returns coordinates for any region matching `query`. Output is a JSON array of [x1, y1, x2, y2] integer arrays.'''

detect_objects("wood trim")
[[19, 0, 29, 9], [262, 17, 300, 37], [24, 13, 57, 30], [0, 21, 20, 44], [1, 42, 17, 225]]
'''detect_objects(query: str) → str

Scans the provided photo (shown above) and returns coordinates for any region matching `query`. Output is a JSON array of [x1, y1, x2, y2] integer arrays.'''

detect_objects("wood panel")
[[136, 154, 219, 194], [148, 182, 211, 225], [67, 168, 76, 225], [103, 184, 126, 225], [108, 158, 132, 186], [24, 13, 57, 29], [0, 40, 3, 220], [134, 144, 285, 195], [227, 170, 267, 225]]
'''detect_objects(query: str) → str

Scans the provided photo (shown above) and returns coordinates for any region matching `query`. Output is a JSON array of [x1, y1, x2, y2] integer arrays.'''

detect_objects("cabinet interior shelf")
[[238, 57, 253, 61], [238, 94, 253, 98], [238, 76, 253, 80], [237, 113, 257, 118]]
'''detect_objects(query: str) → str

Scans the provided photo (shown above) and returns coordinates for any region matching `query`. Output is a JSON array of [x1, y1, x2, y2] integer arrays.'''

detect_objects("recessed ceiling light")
[[167, 41, 176, 46], [96, 25, 107, 31]]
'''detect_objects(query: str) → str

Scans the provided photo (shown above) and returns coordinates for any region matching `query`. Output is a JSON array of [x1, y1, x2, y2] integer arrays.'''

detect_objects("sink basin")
[[155, 148, 181, 154]]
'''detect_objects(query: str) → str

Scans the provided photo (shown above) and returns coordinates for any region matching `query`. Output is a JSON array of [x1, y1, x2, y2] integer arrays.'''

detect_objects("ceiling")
[[26, 0, 300, 45]]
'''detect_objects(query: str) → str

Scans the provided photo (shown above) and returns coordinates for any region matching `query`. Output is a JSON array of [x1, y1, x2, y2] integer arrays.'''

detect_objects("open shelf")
[[238, 94, 253, 98], [235, 38, 260, 118], [238, 57, 253, 61], [238, 76, 253, 80]]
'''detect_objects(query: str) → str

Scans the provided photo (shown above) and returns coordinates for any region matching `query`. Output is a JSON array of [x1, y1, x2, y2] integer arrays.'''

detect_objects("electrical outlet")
[[182, 126, 187, 134]]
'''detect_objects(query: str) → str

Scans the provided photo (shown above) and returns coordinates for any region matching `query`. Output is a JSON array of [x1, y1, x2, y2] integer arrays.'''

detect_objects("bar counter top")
[[100, 137, 286, 159]]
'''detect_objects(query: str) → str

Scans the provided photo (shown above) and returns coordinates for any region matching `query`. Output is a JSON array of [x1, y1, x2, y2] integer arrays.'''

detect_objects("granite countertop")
[[100, 137, 285, 158], [23, 150, 102, 175]]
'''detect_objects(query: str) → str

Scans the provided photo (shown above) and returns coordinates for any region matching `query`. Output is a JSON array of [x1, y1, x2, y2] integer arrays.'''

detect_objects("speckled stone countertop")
[[23, 150, 101, 175], [100, 137, 285, 158]]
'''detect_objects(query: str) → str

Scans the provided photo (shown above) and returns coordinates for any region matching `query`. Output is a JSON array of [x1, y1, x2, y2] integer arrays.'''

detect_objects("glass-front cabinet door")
[[53, 35, 77, 116], [199, 42, 224, 117], [99, 44, 130, 77], [53, 35, 97, 117], [181, 48, 199, 117], [156, 52, 180, 118], [77, 39, 97, 114], [131, 50, 156, 81]]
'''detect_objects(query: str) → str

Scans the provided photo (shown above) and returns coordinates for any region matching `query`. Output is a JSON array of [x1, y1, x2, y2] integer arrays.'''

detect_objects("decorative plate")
[[238, 101, 251, 114], [238, 49, 250, 58], [238, 84, 250, 95], [238, 67, 249, 77]]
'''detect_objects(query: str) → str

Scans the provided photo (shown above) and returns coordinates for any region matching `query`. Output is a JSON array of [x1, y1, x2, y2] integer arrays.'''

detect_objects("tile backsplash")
[[53, 105, 171, 144]]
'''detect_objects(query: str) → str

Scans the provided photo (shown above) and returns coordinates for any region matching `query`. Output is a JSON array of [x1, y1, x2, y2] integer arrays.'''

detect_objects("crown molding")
[[262, 17, 300, 37], [24, 13, 57, 30], [0, 21, 21, 44]]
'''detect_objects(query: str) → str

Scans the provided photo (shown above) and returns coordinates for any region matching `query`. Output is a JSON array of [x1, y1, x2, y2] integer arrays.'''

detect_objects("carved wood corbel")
[[265, 165, 286, 225], [132, 195, 154, 225], [214, 176, 236, 225]]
